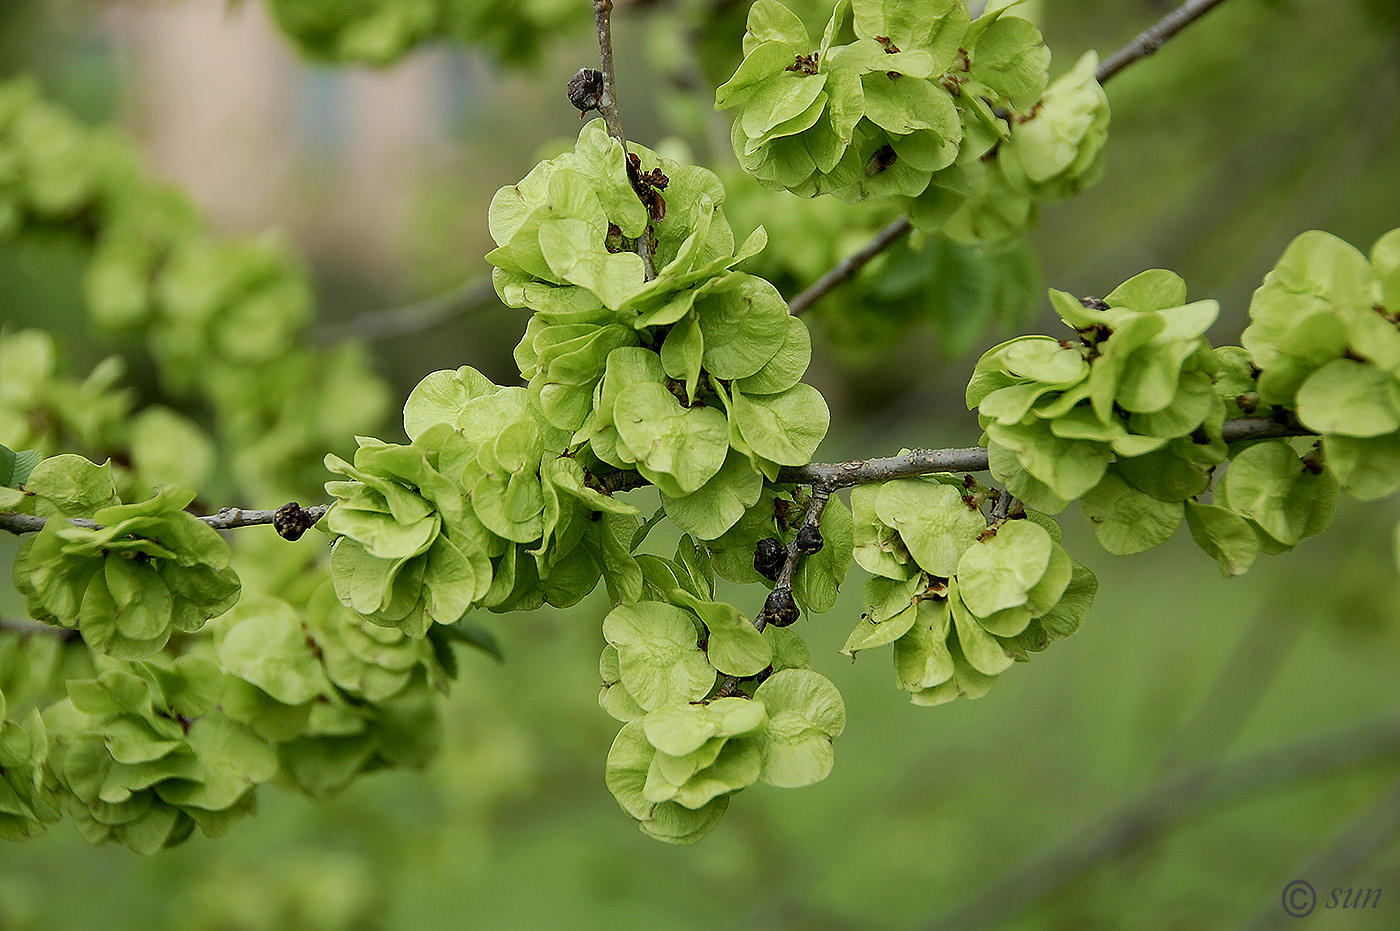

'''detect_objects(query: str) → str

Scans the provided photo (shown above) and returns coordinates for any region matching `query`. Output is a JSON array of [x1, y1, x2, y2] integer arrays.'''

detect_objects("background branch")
[[787, 216, 913, 316], [0, 616, 79, 641], [313, 278, 497, 345], [922, 715, 1400, 931], [1238, 774, 1400, 930], [1095, 0, 1234, 85], [783, 0, 1238, 316]]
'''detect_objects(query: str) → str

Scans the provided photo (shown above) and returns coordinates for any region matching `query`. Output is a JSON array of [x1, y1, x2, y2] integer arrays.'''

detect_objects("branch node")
[[273, 502, 319, 541]]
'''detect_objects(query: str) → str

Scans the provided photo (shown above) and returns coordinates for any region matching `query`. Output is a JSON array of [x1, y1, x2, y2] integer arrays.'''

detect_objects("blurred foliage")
[[2, 0, 1400, 928]]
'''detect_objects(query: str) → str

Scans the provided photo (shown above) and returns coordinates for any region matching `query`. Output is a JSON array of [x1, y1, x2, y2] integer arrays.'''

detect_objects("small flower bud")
[[762, 588, 800, 627], [273, 502, 317, 541], [754, 537, 786, 581], [794, 524, 824, 555], [567, 68, 604, 115]]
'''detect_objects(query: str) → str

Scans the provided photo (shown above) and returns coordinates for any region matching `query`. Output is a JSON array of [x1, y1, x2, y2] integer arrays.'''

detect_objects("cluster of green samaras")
[[716, 0, 1108, 246], [848, 481, 1095, 704], [488, 120, 830, 510], [969, 226, 1400, 578], [0, 79, 389, 504], [263, 0, 586, 65], [0, 455, 453, 849], [325, 364, 856, 842]]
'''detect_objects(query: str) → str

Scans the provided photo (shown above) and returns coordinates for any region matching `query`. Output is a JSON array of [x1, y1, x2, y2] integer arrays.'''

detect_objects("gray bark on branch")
[[0, 503, 329, 538], [592, 0, 657, 280]]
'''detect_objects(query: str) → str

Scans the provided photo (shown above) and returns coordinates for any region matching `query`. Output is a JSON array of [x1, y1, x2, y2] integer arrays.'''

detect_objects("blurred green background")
[[3, 0, 1400, 928]]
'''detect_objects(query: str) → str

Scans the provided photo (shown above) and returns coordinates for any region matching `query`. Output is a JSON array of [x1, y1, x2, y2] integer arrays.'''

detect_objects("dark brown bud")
[[567, 68, 604, 115], [865, 144, 897, 176], [762, 588, 800, 627], [1080, 296, 1110, 310], [794, 524, 823, 555], [273, 502, 317, 541], [754, 537, 786, 581]]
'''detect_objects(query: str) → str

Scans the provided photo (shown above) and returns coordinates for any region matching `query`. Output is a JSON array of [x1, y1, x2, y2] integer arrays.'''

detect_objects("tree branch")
[[0, 502, 328, 538], [921, 714, 1400, 931], [4, 418, 1299, 538], [313, 277, 498, 345], [0, 616, 79, 641], [592, 0, 656, 280], [712, 486, 832, 699], [599, 417, 1305, 495], [783, 0, 1239, 316], [787, 216, 913, 316], [1094, 0, 1235, 85], [1238, 774, 1400, 931]]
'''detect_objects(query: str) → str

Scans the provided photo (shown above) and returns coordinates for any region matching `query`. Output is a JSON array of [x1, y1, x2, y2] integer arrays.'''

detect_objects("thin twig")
[[0, 616, 79, 641], [599, 417, 1306, 495], [921, 714, 1400, 931], [592, 0, 656, 279], [1094, 0, 1235, 85], [783, 0, 1239, 316], [986, 488, 1017, 526], [787, 217, 913, 316], [0, 503, 329, 537], [313, 278, 498, 345], [712, 485, 833, 698], [766, 485, 832, 626], [2, 418, 1299, 537]]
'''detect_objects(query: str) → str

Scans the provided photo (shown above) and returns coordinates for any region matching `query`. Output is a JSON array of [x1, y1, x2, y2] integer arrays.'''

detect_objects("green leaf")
[[851, 484, 917, 580], [1079, 470, 1184, 555], [218, 598, 330, 705], [731, 384, 829, 466], [23, 454, 119, 517], [660, 449, 763, 541], [614, 382, 730, 495], [737, 316, 812, 395], [1295, 358, 1400, 437], [696, 274, 791, 380], [842, 598, 918, 656], [955, 518, 1052, 616], [950, 582, 1014, 675], [968, 15, 1050, 108], [744, 0, 810, 52], [752, 669, 845, 788], [1324, 433, 1400, 500], [638, 796, 730, 844], [660, 315, 704, 404], [1217, 440, 1338, 547], [1184, 500, 1260, 577], [875, 479, 985, 577], [642, 699, 769, 757], [669, 589, 772, 678], [849, 573, 923, 655], [1105, 269, 1188, 312], [893, 598, 955, 692], [602, 602, 715, 711]]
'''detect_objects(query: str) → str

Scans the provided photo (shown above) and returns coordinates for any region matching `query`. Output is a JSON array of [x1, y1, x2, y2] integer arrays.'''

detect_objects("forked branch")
[[784, 0, 1239, 316]]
